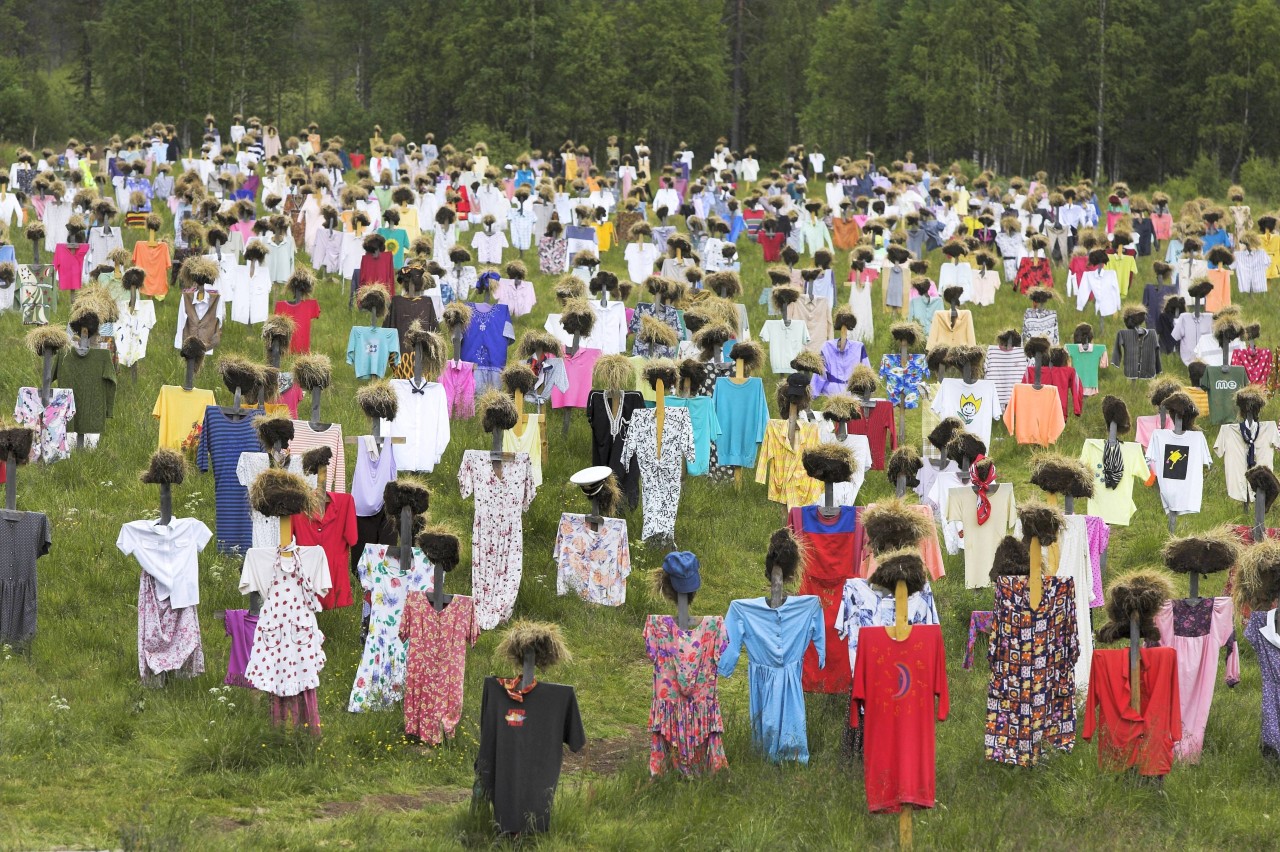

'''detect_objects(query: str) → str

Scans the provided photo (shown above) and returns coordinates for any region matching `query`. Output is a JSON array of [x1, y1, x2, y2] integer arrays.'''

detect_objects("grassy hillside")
[[0, 177, 1276, 851]]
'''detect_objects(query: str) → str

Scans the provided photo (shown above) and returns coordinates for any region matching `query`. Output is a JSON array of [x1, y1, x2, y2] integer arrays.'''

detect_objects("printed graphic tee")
[[1144, 429, 1212, 514]]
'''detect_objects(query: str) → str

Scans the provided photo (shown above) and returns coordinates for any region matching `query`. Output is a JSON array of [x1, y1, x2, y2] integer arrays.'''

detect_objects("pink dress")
[[644, 615, 729, 777], [137, 571, 205, 684], [399, 593, 479, 743], [458, 450, 536, 630], [1154, 596, 1240, 762], [53, 243, 90, 291]]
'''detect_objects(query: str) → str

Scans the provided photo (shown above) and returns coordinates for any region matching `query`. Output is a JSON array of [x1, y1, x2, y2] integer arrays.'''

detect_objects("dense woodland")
[[4, 0, 1280, 191]]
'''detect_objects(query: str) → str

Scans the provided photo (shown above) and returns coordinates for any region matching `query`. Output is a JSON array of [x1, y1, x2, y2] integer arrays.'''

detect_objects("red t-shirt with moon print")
[[852, 624, 949, 813]]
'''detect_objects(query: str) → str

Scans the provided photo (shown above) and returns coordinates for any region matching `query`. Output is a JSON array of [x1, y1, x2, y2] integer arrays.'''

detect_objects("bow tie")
[[410, 383, 426, 395]]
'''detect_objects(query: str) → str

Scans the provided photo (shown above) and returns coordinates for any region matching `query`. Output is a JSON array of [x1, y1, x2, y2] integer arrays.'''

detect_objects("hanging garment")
[[554, 514, 631, 606], [985, 576, 1079, 766], [292, 493, 358, 610], [1154, 597, 1239, 762], [114, 301, 157, 368], [1243, 610, 1280, 759], [926, 310, 976, 349], [441, 360, 476, 419], [1022, 365, 1083, 418], [787, 506, 860, 694], [0, 510, 50, 646], [945, 486, 1018, 589], [852, 625, 949, 814], [837, 578, 939, 694], [1145, 429, 1212, 515], [1064, 343, 1108, 394], [458, 450, 536, 630], [52, 347, 116, 436], [846, 399, 897, 470], [1022, 308, 1058, 345], [621, 407, 695, 544], [14, 387, 76, 463], [474, 677, 586, 835], [644, 614, 730, 777], [932, 378, 1003, 448], [1079, 439, 1151, 526], [235, 453, 313, 548], [349, 544, 434, 712], [1231, 346, 1273, 387], [985, 347, 1032, 409], [719, 595, 825, 764], [1002, 383, 1065, 446], [754, 419, 822, 510], [586, 390, 645, 508], [197, 407, 264, 552], [1214, 421, 1280, 503], [878, 354, 929, 409], [400, 592, 479, 744], [222, 609, 258, 688], [1082, 647, 1182, 777]]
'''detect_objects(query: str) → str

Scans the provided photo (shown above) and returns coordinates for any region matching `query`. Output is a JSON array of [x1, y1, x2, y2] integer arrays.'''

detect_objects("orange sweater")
[[1002, 383, 1065, 446]]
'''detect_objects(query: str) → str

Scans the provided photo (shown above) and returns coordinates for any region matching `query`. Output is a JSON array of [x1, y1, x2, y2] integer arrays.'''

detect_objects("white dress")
[[847, 276, 875, 345], [239, 544, 331, 696], [619, 407, 695, 544], [458, 450, 536, 630]]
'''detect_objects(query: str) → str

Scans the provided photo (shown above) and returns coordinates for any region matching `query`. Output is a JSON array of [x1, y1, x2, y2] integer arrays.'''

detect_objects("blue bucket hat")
[[662, 551, 701, 594]]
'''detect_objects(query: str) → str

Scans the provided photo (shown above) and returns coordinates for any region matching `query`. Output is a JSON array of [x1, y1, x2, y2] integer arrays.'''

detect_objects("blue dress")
[[461, 302, 515, 391], [196, 406, 263, 553], [719, 595, 825, 763]]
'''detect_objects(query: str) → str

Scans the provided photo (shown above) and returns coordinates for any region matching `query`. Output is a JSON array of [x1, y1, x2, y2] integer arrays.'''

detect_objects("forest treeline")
[[2, 0, 1279, 186]]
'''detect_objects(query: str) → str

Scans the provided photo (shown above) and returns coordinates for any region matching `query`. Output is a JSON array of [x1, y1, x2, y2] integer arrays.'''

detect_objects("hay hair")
[[943, 285, 965, 306], [1027, 287, 1056, 306], [842, 365, 876, 398], [261, 314, 296, 349], [249, 468, 319, 518], [1235, 385, 1268, 421], [678, 359, 709, 392], [1247, 465, 1280, 514], [287, 269, 316, 298], [355, 284, 390, 318], [1029, 453, 1095, 499], [505, 260, 528, 280], [0, 426, 35, 465], [140, 448, 187, 486], [1162, 391, 1200, 428], [356, 380, 399, 421], [870, 548, 929, 596], [217, 356, 263, 396], [560, 299, 596, 337], [1147, 376, 1183, 408], [180, 256, 219, 288], [1235, 539, 1280, 612], [996, 328, 1022, 347], [301, 446, 333, 476], [556, 275, 588, 303], [417, 523, 463, 572], [479, 389, 519, 433], [790, 349, 825, 376], [770, 285, 801, 311], [1073, 323, 1095, 345], [179, 336, 207, 370], [694, 323, 733, 358], [928, 417, 965, 452], [501, 363, 537, 397], [802, 443, 855, 484], [1122, 305, 1147, 329], [862, 498, 932, 555], [1207, 246, 1235, 267], [833, 306, 857, 332], [293, 354, 332, 392], [362, 233, 387, 254], [497, 621, 571, 670], [518, 330, 563, 359], [442, 301, 473, 335], [944, 345, 985, 378], [254, 414, 295, 449], [821, 394, 859, 424], [1162, 528, 1240, 576], [1018, 499, 1065, 546], [1096, 569, 1176, 643], [643, 359, 679, 392], [591, 354, 634, 391], [945, 431, 986, 465], [990, 536, 1031, 578], [383, 477, 431, 521], [1213, 313, 1244, 343], [765, 528, 802, 584], [705, 271, 742, 299], [889, 322, 923, 347], [1024, 336, 1051, 360], [1188, 278, 1214, 300], [637, 314, 679, 348], [886, 446, 923, 489], [1101, 396, 1131, 433]]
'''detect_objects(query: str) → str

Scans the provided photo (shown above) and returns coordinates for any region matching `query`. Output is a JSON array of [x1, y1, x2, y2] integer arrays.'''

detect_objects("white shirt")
[[0, 193, 23, 229], [380, 379, 450, 472], [236, 453, 317, 548], [930, 379, 1003, 449], [816, 424, 872, 506], [116, 518, 212, 609], [653, 187, 681, 215], [1214, 420, 1280, 502], [1192, 333, 1245, 368], [624, 242, 660, 284], [87, 226, 124, 267], [114, 300, 157, 367], [588, 300, 629, 354], [173, 289, 225, 352], [1076, 268, 1121, 316], [758, 319, 811, 374], [470, 229, 508, 265], [1145, 429, 1212, 514]]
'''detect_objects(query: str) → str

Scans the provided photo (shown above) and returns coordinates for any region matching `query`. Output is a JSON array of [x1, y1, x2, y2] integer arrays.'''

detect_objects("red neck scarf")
[[970, 455, 996, 524], [498, 675, 538, 702]]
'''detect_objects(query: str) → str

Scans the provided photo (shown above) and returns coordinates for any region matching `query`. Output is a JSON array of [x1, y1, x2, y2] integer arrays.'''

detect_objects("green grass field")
[[0, 177, 1277, 851]]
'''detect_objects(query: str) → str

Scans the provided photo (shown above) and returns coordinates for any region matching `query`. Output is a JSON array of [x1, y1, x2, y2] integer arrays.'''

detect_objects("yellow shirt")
[[926, 310, 976, 349], [594, 221, 615, 252], [503, 413, 543, 488], [1107, 253, 1138, 299], [152, 385, 216, 449], [754, 419, 821, 508], [1184, 386, 1209, 416], [398, 205, 421, 243], [1260, 233, 1280, 278]]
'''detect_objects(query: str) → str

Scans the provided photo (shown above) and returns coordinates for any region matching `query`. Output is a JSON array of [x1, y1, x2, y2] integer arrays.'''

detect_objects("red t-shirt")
[[274, 299, 321, 353], [788, 505, 861, 694], [358, 253, 395, 296], [1020, 365, 1084, 417], [1082, 647, 1182, 776], [845, 400, 898, 470], [757, 231, 784, 262], [852, 624, 949, 813], [292, 492, 359, 610]]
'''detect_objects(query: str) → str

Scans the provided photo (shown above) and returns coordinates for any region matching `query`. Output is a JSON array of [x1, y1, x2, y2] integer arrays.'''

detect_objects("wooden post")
[[655, 379, 666, 459], [520, 648, 536, 690], [1128, 615, 1141, 713], [4, 457, 16, 510], [899, 807, 913, 851], [890, 576, 913, 848], [1029, 536, 1043, 610]]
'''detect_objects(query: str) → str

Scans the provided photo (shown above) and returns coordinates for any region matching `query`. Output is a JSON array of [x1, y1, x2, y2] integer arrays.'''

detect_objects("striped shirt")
[[985, 347, 1032, 408], [197, 406, 264, 553], [287, 421, 347, 492]]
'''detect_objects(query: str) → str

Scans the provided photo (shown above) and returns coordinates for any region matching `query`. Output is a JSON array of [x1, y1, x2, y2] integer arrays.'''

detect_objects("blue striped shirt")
[[197, 406, 264, 553]]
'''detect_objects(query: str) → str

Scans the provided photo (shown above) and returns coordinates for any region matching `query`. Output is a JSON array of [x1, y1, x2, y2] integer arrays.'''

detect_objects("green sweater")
[[53, 348, 117, 433]]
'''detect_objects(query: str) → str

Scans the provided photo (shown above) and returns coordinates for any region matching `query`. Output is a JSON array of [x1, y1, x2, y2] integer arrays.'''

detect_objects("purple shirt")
[[351, 434, 398, 516], [223, 609, 258, 688], [461, 302, 515, 370], [813, 339, 870, 396]]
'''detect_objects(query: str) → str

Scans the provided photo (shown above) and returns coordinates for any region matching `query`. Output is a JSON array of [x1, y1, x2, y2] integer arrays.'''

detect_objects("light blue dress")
[[719, 595, 825, 764]]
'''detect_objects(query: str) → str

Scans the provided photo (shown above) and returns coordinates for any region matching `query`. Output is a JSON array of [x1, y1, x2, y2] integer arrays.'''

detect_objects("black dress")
[[586, 390, 645, 508]]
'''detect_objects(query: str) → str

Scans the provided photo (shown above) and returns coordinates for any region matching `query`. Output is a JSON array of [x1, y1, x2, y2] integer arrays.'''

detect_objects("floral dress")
[[985, 576, 1079, 766], [399, 592, 479, 743], [14, 386, 76, 462], [628, 302, 682, 358], [620, 407, 695, 545], [878, 353, 929, 409], [538, 235, 568, 274], [458, 450, 536, 630], [644, 615, 729, 777], [349, 544, 433, 712]]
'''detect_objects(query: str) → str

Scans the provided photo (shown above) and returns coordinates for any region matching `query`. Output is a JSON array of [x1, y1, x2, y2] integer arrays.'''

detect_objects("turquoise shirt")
[[711, 376, 770, 467], [663, 395, 721, 476]]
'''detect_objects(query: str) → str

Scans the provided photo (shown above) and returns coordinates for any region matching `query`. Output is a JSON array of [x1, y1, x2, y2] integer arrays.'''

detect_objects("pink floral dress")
[[399, 592, 479, 743], [458, 450, 535, 630], [643, 614, 729, 777]]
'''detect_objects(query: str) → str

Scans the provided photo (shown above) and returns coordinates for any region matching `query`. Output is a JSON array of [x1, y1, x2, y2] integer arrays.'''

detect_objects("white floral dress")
[[620, 407, 695, 545], [458, 449, 536, 630], [348, 544, 433, 712], [239, 543, 331, 697], [114, 300, 157, 367], [14, 386, 76, 462]]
